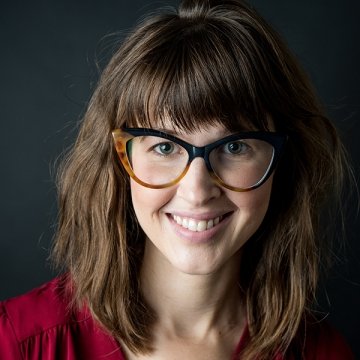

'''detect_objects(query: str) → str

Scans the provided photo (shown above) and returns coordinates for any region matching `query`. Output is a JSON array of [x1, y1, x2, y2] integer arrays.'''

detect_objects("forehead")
[[142, 116, 275, 147], [130, 113, 268, 134]]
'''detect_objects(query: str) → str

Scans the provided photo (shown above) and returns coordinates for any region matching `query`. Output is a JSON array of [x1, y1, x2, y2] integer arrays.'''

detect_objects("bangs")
[[115, 14, 272, 132]]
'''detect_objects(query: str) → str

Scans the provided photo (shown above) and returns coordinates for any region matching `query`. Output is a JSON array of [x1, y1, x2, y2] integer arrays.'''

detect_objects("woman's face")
[[130, 123, 273, 275]]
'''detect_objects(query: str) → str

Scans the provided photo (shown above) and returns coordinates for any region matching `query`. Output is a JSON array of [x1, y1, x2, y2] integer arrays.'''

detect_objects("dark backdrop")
[[1, 0, 359, 357]]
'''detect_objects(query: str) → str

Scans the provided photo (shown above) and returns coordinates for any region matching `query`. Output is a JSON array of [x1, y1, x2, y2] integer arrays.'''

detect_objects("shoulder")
[[298, 318, 355, 360], [0, 276, 125, 359], [0, 276, 76, 342]]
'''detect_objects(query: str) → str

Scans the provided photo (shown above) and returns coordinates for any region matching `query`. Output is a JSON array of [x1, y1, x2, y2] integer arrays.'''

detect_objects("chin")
[[168, 252, 230, 276]]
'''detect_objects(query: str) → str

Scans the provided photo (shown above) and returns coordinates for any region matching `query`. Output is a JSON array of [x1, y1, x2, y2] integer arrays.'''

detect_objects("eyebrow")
[[153, 128, 180, 136], [153, 127, 232, 138]]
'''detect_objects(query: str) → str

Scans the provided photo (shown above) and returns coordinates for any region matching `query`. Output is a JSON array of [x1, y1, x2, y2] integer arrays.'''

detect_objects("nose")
[[176, 157, 222, 206]]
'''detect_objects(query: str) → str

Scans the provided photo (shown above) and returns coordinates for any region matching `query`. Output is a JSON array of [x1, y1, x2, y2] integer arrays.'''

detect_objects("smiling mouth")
[[170, 213, 232, 232]]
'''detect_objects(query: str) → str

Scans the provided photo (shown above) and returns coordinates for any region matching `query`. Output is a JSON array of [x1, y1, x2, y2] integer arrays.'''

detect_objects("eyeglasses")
[[112, 128, 286, 192]]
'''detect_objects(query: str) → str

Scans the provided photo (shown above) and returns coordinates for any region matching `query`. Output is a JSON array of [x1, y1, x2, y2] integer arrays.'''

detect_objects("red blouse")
[[0, 277, 354, 359]]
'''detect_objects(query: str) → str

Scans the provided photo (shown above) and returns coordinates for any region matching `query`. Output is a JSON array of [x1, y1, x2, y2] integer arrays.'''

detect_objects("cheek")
[[130, 180, 173, 221], [227, 177, 273, 240], [232, 178, 273, 212], [230, 182, 271, 252], [250, 182, 272, 212]]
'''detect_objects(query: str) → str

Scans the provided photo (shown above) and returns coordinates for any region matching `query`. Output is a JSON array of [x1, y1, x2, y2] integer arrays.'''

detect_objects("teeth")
[[172, 215, 222, 232], [206, 219, 213, 230], [188, 219, 197, 231], [197, 220, 207, 232]]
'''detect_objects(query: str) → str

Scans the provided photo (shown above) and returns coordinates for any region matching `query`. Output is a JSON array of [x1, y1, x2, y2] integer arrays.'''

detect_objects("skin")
[[126, 124, 273, 359]]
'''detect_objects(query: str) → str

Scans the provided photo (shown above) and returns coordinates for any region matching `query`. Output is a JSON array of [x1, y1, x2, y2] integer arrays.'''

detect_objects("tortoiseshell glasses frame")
[[112, 128, 287, 192]]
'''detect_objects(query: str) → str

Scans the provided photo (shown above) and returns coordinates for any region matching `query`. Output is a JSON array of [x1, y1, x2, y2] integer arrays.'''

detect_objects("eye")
[[153, 141, 176, 155], [223, 141, 249, 154]]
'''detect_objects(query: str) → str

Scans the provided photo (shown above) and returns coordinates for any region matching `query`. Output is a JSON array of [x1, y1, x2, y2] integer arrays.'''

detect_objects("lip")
[[166, 211, 234, 243]]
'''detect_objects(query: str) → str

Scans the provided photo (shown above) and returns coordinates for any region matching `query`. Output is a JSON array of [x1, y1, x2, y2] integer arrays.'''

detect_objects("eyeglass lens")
[[126, 135, 274, 190]]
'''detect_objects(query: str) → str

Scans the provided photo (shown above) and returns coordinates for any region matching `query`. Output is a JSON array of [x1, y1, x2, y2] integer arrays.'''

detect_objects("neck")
[[140, 240, 245, 340]]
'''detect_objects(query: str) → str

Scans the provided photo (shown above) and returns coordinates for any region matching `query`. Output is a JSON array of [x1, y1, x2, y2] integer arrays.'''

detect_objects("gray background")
[[0, 0, 359, 357]]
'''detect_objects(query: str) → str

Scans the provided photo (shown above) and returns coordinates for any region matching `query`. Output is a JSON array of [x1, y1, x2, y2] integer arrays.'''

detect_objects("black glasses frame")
[[112, 127, 287, 192]]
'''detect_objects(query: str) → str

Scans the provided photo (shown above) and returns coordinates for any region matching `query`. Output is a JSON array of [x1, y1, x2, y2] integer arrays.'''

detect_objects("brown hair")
[[52, 0, 350, 358]]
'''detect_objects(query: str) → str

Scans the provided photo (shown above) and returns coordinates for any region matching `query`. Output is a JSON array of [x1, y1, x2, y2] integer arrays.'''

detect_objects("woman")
[[0, 0, 355, 359]]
